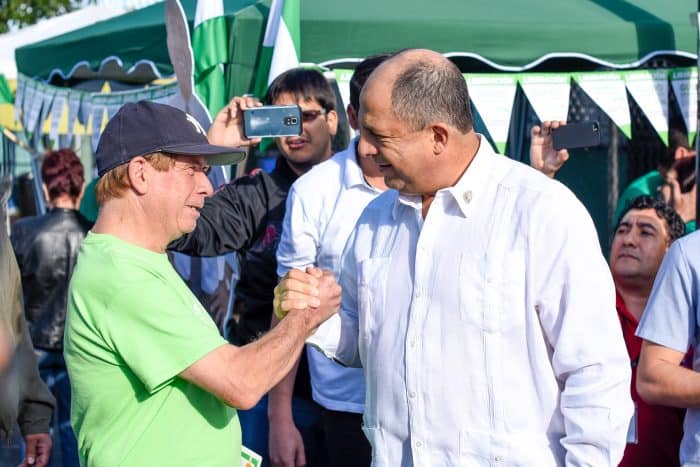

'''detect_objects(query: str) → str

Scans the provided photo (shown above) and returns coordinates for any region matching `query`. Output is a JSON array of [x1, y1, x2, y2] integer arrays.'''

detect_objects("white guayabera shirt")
[[309, 137, 633, 467]]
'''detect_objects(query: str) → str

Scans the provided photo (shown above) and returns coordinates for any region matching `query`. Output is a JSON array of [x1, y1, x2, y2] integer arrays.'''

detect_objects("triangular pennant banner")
[[38, 86, 55, 135], [465, 74, 517, 153], [49, 90, 68, 144], [14, 76, 26, 123], [574, 71, 631, 139], [22, 81, 39, 133], [670, 68, 697, 144], [624, 69, 669, 146], [519, 73, 570, 122]]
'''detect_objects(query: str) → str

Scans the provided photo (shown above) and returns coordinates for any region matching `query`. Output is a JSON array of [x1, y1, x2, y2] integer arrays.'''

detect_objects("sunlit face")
[[357, 77, 435, 195], [273, 92, 338, 173], [609, 208, 671, 286], [150, 155, 213, 241]]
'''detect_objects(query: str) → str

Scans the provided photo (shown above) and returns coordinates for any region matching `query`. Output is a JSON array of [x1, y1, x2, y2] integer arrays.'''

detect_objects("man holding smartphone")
[[617, 129, 696, 231], [169, 67, 338, 465]]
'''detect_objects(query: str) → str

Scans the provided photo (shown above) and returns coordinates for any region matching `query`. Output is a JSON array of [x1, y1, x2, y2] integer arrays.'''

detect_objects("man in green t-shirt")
[[65, 101, 341, 467]]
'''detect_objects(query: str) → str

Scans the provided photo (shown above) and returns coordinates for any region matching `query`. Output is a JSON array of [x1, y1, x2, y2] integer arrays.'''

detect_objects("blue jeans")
[[35, 350, 79, 467], [238, 394, 329, 466]]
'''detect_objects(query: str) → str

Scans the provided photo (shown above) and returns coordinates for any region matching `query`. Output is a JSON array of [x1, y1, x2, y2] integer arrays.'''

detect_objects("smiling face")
[[149, 155, 213, 241], [357, 66, 439, 195], [273, 92, 338, 174], [609, 208, 671, 287]]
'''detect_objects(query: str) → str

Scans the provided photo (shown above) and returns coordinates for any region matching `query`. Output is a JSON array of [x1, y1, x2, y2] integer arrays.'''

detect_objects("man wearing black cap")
[[64, 101, 340, 467]]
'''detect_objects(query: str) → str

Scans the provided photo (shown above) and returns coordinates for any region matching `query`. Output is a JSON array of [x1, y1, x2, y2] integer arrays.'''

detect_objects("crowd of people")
[[1, 47, 699, 467]]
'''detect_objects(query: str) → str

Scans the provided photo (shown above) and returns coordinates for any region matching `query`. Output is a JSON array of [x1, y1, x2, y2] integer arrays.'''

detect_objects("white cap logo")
[[185, 113, 206, 136]]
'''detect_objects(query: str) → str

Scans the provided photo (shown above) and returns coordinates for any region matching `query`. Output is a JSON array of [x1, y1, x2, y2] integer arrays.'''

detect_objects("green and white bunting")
[[253, 0, 300, 98], [192, 0, 228, 118], [465, 74, 517, 154], [574, 71, 631, 139], [670, 68, 697, 144], [624, 69, 669, 146], [14, 74, 179, 145], [518, 73, 570, 122]]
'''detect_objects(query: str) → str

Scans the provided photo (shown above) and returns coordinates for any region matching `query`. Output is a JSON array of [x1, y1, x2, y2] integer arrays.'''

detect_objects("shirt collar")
[[392, 134, 496, 220], [342, 138, 368, 190]]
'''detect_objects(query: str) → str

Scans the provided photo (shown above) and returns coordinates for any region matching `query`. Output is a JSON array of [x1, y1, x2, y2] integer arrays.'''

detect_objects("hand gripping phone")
[[551, 121, 601, 151], [243, 105, 302, 139]]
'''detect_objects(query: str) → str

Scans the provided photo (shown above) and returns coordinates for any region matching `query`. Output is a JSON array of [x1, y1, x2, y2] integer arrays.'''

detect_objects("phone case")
[[243, 105, 302, 138], [551, 121, 600, 151]]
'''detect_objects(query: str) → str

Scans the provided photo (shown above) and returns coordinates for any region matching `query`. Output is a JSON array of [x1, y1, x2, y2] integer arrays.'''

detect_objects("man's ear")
[[430, 123, 449, 155], [326, 109, 339, 137], [127, 157, 150, 195], [346, 105, 359, 131]]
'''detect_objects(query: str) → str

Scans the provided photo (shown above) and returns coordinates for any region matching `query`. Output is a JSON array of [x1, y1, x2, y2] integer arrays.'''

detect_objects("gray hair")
[[390, 59, 473, 133]]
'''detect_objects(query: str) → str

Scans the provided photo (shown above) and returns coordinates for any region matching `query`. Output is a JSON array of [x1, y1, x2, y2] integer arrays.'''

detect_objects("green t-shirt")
[[614, 170, 696, 233], [65, 233, 240, 467]]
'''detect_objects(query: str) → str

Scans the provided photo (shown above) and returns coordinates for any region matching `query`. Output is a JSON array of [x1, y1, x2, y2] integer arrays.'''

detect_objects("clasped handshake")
[[273, 268, 342, 326]]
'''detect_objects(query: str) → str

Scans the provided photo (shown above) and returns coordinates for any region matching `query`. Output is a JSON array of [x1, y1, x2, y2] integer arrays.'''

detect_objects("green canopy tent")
[[16, 0, 697, 86], [14, 0, 699, 249]]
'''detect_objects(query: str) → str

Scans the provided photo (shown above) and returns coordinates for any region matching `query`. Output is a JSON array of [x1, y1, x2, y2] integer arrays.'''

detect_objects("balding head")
[[364, 49, 473, 133]]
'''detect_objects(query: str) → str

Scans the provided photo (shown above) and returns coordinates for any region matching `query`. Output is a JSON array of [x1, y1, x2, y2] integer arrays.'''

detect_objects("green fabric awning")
[[15, 0, 698, 91]]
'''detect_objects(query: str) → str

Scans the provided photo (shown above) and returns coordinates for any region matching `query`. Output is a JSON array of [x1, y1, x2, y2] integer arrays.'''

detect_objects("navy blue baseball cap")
[[95, 101, 246, 177]]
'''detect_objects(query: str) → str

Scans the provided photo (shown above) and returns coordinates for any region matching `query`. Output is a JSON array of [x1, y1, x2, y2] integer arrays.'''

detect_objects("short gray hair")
[[390, 59, 472, 133]]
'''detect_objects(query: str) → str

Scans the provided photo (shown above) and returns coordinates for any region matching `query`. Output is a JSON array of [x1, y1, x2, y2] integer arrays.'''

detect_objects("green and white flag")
[[253, 0, 300, 98], [465, 74, 517, 154], [624, 69, 669, 146], [192, 0, 228, 118], [574, 71, 632, 139], [670, 68, 697, 144], [519, 73, 570, 123]]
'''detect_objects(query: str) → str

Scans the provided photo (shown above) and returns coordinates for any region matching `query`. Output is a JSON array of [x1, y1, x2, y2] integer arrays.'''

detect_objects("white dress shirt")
[[277, 139, 383, 412], [309, 137, 633, 466]]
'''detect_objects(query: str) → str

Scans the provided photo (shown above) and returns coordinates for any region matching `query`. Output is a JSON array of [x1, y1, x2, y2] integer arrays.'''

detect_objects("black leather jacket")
[[10, 208, 91, 351]]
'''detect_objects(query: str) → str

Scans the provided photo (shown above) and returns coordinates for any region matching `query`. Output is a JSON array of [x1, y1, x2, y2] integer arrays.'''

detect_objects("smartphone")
[[243, 105, 302, 139], [551, 121, 601, 151], [671, 156, 697, 193]]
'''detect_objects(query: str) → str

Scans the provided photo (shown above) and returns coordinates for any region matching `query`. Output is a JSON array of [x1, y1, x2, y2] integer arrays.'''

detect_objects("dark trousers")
[[35, 350, 80, 467], [322, 409, 371, 467]]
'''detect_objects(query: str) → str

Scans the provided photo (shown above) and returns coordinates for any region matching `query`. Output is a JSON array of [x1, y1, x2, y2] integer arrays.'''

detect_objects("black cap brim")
[[161, 142, 247, 166]]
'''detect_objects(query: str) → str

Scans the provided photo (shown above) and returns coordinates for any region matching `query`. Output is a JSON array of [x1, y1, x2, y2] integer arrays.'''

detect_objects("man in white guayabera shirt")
[[274, 48, 633, 466]]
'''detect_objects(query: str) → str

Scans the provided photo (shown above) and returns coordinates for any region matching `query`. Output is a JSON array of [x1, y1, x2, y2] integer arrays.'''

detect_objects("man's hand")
[[530, 121, 569, 178], [274, 268, 341, 328], [20, 433, 52, 467], [207, 96, 263, 148], [269, 417, 306, 467], [659, 170, 697, 224]]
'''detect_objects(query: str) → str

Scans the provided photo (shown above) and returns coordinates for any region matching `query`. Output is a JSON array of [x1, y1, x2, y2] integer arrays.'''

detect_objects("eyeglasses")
[[301, 109, 327, 123], [174, 161, 211, 176]]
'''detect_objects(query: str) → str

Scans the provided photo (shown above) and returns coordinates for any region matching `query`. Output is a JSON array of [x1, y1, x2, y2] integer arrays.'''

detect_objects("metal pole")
[[608, 120, 619, 241]]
